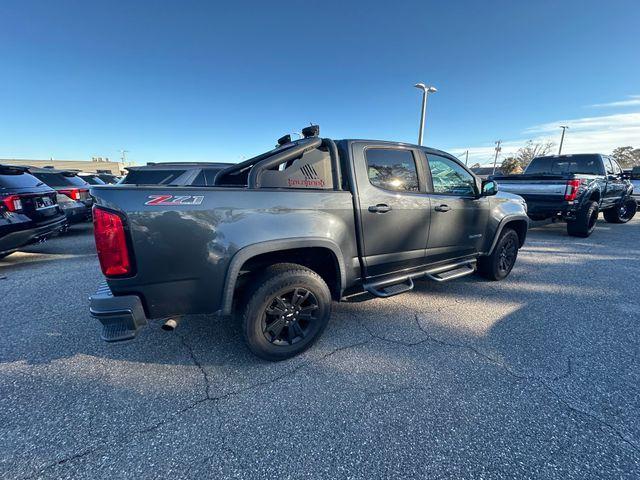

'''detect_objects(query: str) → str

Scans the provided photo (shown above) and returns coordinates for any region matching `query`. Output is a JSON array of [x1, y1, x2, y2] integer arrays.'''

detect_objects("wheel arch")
[[221, 238, 346, 315], [486, 215, 529, 255]]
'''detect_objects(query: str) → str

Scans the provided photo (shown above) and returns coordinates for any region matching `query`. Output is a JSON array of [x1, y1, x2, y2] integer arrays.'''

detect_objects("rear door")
[[602, 156, 623, 207], [351, 142, 431, 278], [423, 153, 489, 262]]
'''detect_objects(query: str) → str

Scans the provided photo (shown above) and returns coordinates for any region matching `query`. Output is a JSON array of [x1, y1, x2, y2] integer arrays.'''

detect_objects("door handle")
[[435, 204, 451, 212], [368, 204, 392, 213]]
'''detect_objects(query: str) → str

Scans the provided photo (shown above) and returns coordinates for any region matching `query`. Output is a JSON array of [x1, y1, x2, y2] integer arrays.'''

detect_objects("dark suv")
[[0, 165, 67, 258], [27, 168, 94, 223], [121, 162, 232, 186]]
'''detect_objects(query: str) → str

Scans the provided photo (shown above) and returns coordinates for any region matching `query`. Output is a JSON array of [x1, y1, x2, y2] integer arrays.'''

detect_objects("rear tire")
[[603, 197, 637, 224], [477, 228, 519, 281], [567, 201, 598, 237], [241, 263, 332, 361]]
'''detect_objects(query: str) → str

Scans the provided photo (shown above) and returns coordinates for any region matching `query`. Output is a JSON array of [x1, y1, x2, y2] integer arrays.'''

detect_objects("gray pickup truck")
[[89, 127, 529, 360], [493, 154, 636, 237]]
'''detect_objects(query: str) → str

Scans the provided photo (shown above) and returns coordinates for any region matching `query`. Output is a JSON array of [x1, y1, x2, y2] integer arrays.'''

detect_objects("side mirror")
[[481, 180, 498, 196], [622, 172, 631, 180]]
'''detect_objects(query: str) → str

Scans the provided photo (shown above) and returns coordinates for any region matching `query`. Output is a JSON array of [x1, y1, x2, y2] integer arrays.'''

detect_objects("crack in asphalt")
[[20, 336, 371, 479], [410, 313, 640, 455]]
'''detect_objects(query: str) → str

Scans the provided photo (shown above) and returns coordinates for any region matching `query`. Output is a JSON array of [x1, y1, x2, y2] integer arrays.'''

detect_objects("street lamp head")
[[560, 125, 569, 130], [414, 83, 438, 93]]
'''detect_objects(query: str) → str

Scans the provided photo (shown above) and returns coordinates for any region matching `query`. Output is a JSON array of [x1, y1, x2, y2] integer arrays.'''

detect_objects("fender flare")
[[221, 237, 346, 315], [486, 215, 529, 255]]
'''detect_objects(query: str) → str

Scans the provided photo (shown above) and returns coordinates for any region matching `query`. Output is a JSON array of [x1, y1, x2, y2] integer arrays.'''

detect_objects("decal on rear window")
[[145, 195, 204, 206]]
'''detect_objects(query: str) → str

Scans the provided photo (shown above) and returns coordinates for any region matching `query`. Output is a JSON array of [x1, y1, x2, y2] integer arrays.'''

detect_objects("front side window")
[[427, 154, 476, 196], [365, 148, 419, 192]]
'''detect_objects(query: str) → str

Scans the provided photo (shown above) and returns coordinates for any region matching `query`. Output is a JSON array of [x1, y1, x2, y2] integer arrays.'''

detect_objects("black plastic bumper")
[[0, 216, 67, 253], [90, 282, 148, 342]]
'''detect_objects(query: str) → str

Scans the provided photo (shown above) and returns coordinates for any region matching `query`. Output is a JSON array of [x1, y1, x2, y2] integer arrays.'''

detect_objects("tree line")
[[488, 142, 640, 174]]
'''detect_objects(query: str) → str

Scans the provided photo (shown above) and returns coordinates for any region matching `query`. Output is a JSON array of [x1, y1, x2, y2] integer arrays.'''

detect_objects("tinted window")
[[31, 172, 88, 187], [427, 154, 476, 195], [121, 169, 187, 185], [80, 176, 106, 185], [525, 155, 604, 175], [204, 169, 218, 186], [365, 148, 419, 192], [191, 171, 206, 186], [0, 170, 43, 189]]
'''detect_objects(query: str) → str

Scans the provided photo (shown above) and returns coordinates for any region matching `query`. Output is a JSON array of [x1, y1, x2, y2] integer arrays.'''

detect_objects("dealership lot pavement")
[[1, 219, 639, 479]]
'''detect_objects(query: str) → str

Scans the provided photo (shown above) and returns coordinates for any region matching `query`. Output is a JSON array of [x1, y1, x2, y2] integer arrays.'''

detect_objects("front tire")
[[241, 263, 332, 361], [567, 201, 599, 237], [477, 228, 520, 281], [603, 197, 637, 224]]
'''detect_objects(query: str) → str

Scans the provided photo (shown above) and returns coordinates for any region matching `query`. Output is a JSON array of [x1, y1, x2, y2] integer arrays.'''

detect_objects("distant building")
[[0, 157, 129, 175]]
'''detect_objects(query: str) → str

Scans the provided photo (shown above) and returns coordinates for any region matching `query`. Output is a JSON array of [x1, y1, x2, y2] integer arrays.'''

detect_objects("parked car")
[[78, 173, 108, 185], [0, 164, 67, 258], [120, 162, 233, 186], [89, 126, 529, 360], [471, 166, 503, 179], [625, 167, 640, 205], [492, 154, 636, 237], [96, 173, 122, 184], [26, 167, 94, 223]]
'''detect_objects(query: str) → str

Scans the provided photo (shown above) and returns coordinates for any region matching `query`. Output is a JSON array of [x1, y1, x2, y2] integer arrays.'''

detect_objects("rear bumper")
[[61, 202, 91, 223], [523, 199, 576, 220], [0, 216, 67, 253], [90, 282, 148, 342]]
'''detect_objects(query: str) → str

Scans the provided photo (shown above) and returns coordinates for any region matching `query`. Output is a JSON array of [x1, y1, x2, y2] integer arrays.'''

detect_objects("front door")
[[352, 143, 432, 279], [423, 153, 490, 263]]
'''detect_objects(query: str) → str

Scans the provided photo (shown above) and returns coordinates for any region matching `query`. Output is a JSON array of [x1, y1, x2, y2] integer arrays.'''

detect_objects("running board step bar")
[[364, 259, 477, 298], [424, 262, 476, 282], [365, 278, 414, 298]]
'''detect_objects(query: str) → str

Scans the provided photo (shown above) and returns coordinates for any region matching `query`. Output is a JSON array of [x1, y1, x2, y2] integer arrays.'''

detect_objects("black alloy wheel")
[[262, 288, 319, 346], [497, 235, 518, 275]]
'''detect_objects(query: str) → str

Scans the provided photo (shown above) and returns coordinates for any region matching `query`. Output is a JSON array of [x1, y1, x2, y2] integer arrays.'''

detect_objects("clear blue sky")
[[1, 0, 639, 164]]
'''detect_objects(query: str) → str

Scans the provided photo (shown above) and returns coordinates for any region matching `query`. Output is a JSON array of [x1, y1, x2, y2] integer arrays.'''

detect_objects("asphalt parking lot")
[[1, 219, 639, 479]]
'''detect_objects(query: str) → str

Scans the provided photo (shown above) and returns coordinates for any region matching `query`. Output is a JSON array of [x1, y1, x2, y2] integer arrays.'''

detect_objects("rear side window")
[[260, 148, 334, 190], [121, 169, 186, 185], [365, 148, 419, 192], [0, 171, 43, 189], [525, 155, 604, 175], [427, 154, 476, 196], [81, 176, 106, 185]]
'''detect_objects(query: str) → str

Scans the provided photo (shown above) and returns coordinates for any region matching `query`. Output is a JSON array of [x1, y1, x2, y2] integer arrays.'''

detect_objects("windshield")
[[121, 169, 187, 185], [525, 155, 604, 175]]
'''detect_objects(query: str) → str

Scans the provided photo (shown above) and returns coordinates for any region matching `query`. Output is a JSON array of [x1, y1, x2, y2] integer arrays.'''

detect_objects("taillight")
[[1, 194, 23, 212], [59, 188, 80, 200], [564, 179, 581, 201], [93, 207, 132, 277]]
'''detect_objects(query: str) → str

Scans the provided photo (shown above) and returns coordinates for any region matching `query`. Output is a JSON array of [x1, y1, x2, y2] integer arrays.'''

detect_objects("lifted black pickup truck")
[[89, 127, 529, 360], [493, 154, 636, 237]]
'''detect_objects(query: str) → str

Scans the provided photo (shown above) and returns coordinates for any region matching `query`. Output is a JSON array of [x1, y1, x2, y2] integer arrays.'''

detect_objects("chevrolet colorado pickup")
[[89, 127, 529, 360], [493, 154, 636, 237]]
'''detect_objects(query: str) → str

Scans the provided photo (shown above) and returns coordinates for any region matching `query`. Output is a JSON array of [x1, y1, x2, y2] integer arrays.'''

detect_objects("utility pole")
[[464, 150, 469, 166], [492, 140, 502, 174], [414, 83, 438, 146], [558, 126, 569, 154], [119, 149, 129, 164]]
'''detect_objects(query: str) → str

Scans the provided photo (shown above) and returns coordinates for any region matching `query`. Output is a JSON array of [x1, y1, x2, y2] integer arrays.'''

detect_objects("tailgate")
[[495, 180, 567, 197]]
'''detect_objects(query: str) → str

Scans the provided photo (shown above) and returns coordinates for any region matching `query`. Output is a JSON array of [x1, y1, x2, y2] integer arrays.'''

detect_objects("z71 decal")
[[145, 195, 204, 206]]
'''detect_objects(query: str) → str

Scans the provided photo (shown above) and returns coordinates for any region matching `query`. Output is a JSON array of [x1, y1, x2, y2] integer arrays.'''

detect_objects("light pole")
[[119, 149, 129, 164], [414, 83, 437, 146], [492, 140, 502, 174], [558, 126, 569, 154]]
